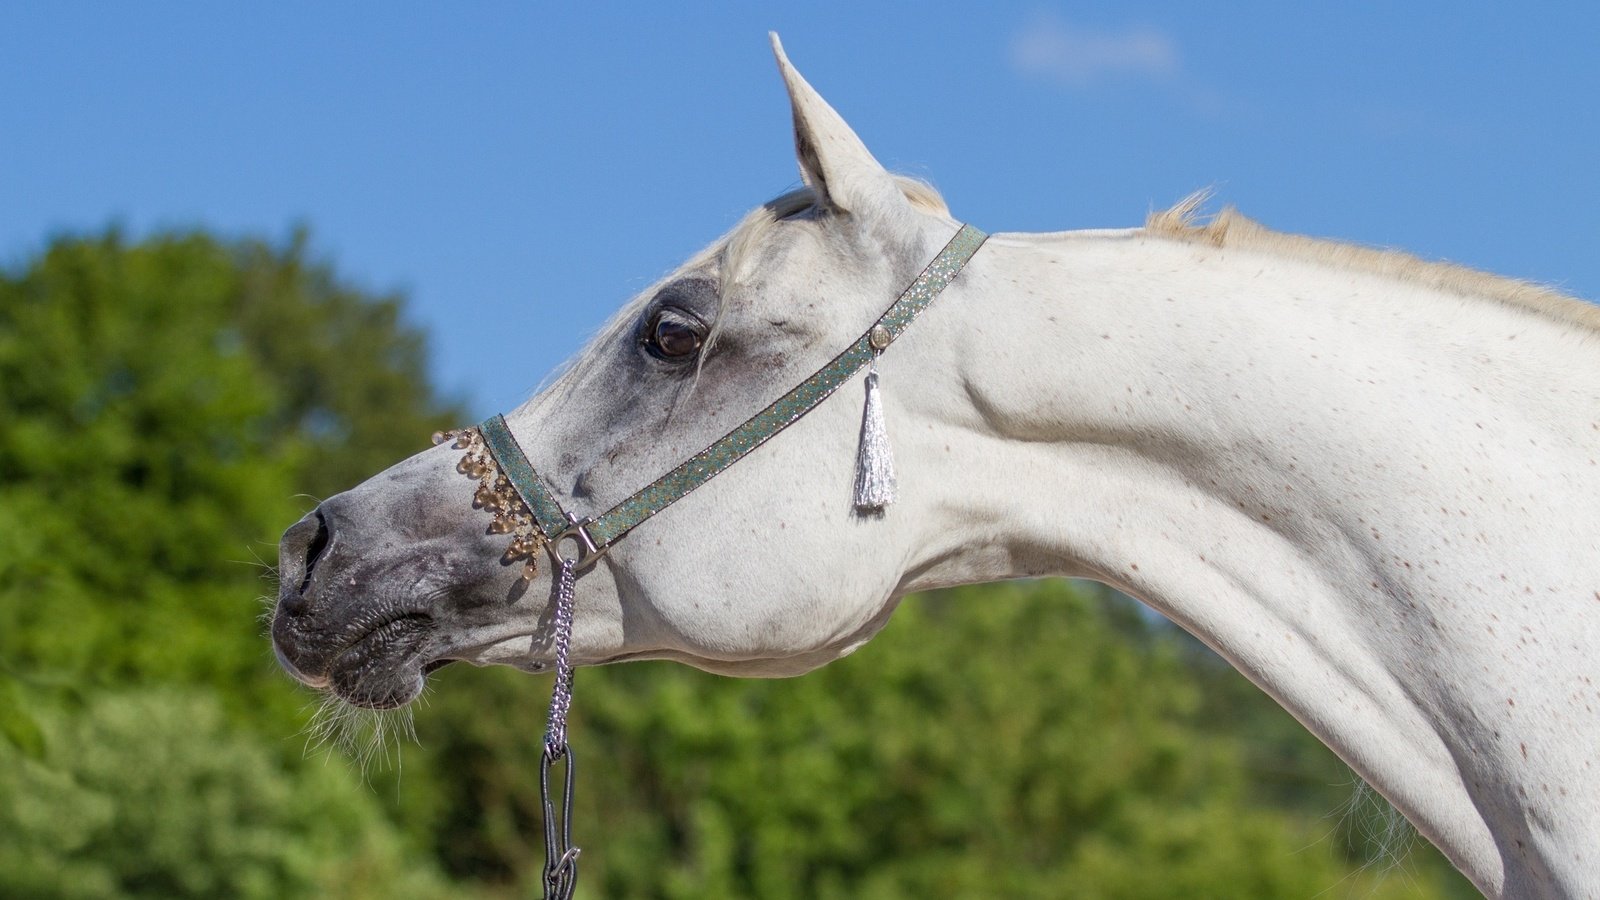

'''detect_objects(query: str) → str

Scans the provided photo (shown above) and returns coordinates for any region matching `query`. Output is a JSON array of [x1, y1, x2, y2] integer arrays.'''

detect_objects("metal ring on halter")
[[549, 514, 605, 571]]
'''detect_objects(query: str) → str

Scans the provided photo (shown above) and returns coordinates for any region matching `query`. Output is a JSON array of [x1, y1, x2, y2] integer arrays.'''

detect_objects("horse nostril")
[[278, 508, 334, 607], [300, 510, 330, 593]]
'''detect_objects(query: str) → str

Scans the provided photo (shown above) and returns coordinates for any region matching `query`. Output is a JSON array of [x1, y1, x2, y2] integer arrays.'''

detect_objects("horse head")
[[270, 37, 976, 709]]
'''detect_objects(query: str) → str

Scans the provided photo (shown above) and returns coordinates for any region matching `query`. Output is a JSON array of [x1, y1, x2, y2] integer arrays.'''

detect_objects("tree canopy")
[[0, 229, 1474, 897]]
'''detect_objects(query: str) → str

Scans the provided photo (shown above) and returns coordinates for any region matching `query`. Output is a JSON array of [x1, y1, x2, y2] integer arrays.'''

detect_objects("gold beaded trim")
[[433, 428, 547, 580]]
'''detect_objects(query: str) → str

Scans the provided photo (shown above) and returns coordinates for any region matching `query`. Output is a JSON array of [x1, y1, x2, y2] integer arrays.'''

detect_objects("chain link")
[[545, 557, 577, 751], [539, 557, 580, 899]]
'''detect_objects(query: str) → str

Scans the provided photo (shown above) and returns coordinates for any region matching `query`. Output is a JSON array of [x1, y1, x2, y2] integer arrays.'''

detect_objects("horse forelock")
[[560, 177, 949, 395], [1147, 191, 1600, 335], [718, 176, 949, 291]]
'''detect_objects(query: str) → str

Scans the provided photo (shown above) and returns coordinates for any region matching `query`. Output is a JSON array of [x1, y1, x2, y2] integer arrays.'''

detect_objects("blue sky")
[[5, 3, 1597, 418]]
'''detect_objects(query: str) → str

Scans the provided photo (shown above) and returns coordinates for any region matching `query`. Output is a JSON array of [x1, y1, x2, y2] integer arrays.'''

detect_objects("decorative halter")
[[433, 222, 987, 899]]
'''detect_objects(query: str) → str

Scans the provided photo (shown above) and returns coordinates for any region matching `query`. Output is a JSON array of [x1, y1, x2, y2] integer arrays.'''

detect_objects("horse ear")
[[770, 33, 905, 217]]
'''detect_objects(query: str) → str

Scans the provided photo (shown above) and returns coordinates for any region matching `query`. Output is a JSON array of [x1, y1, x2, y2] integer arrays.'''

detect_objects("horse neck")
[[904, 229, 1600, 896]]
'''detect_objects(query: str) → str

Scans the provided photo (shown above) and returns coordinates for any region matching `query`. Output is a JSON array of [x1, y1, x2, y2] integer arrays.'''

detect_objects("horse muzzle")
[[271, 500, 440, 709]]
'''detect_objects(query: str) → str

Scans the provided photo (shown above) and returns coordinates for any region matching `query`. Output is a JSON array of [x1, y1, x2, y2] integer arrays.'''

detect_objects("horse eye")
[[646, 313, 704, 359]]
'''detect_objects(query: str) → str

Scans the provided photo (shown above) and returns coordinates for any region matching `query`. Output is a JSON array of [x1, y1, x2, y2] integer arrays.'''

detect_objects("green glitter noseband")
[[434, 223, 988, 574]]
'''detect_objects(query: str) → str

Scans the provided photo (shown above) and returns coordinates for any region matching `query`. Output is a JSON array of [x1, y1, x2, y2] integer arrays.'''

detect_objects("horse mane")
[[1146, 191, 1600, 333]]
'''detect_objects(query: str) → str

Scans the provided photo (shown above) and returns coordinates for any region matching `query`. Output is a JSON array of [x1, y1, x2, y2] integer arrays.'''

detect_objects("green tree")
[[0, 689, 457, 899], [412, 582, 1474, 898], [0, 228, 462, 717], [0, 228, 1474, 899], [0, 229, 468, 898]]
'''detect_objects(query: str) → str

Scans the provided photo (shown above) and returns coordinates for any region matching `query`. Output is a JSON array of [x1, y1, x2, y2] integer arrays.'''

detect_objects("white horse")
[[270, 36, 1600, 898]]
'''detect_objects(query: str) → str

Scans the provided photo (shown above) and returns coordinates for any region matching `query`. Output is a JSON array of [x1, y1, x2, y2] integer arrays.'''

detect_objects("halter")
[[434, 222, 987, 898]]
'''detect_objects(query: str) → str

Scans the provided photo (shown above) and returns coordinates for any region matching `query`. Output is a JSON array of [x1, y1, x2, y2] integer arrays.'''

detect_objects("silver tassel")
[[853, 355, 897, 512]]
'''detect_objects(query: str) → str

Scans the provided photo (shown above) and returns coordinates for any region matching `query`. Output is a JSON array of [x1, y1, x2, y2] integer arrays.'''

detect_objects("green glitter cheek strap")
[[432, 222, 985, 900], [469, 222, 987, 571]]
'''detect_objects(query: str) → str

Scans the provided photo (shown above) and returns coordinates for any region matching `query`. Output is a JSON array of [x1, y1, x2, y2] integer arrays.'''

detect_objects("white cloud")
[[1010, 13, 1180, 89]]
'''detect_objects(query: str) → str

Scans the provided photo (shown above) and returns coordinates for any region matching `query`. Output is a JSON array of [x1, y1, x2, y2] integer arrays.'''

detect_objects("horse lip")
[[322, 612, 435, 708], [274, 640, 331, 689], [271, 599, 434, 694], [334, 613, 432, 664]]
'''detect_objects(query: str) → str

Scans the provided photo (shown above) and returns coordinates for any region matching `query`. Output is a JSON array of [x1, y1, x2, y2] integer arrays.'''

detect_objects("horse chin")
[[331, 672, 424, 710], [322, 615, 441, 710]]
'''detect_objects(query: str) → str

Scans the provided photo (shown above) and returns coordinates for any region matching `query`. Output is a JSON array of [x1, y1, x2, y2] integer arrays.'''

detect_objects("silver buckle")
[[549, 513, 604, 571]]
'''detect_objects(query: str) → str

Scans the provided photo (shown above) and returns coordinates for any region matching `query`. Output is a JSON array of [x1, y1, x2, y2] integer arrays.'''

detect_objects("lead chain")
[[545, 557, 577, 751], [539, 557, 580, 899]]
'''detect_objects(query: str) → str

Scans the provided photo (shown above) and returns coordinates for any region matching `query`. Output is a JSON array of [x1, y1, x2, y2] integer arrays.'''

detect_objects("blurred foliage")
[[420, 586, 1475, 899], [0, 228, 463, 727], [0, 689, 457, 900], [0, 230, 1476, 898]]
